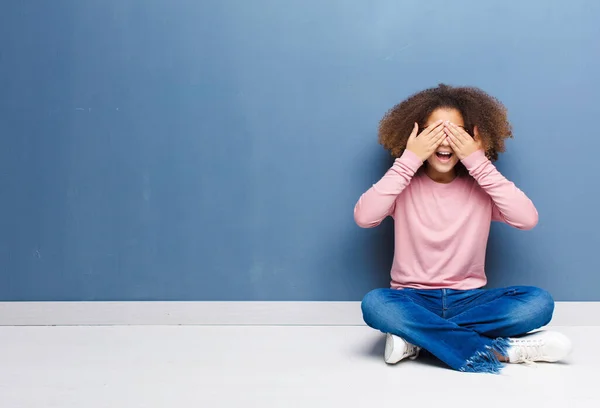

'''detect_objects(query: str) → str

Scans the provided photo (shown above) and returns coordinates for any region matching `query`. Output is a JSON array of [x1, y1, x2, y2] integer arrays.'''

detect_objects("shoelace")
[[404, 344, 420, 360], [511, 339, 544, 364]]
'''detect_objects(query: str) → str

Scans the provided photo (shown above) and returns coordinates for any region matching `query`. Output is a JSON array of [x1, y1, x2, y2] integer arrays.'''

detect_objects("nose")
[[440, 136, 450, 147]]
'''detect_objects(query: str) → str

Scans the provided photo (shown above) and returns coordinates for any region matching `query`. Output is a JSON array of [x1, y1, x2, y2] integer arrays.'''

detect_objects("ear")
[[473, 126, 483, 146]]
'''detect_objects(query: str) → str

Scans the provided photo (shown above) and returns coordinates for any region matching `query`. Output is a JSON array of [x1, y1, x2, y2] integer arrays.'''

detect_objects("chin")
[[426, 158, 459, 174]]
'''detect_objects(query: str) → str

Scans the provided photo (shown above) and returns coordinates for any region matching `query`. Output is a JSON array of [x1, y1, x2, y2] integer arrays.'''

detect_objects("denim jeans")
[[361, 286, 554, 373]]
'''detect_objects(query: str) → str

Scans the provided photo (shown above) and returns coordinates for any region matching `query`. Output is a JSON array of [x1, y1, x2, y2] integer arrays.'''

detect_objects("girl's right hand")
[[405, 121, 446, 161]]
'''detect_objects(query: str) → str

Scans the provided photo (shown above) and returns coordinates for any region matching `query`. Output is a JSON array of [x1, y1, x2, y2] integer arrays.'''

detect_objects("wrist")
[[398, 149, 424, 171], [405, 148, 426, 162], [461, 149, 487, 169]]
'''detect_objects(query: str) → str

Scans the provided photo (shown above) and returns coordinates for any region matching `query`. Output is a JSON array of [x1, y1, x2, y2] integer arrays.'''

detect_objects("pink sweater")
[[354, 149, 538, 290]]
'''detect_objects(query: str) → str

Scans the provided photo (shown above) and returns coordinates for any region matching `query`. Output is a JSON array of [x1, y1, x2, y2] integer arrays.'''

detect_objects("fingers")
[[421, 121, 444, 140], [446, 123, 470, 146], [435, 129, 448, 149], [430, 127, 446, 147], [451, 122, 472, 142], [447, 132, 460, 151], [444, 123, 461, 147], [444, 123, 463, 146], [408, 122, 419, 141]]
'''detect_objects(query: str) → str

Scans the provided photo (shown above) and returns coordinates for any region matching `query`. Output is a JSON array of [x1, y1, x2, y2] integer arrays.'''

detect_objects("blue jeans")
[[361, 286, 554, 373]]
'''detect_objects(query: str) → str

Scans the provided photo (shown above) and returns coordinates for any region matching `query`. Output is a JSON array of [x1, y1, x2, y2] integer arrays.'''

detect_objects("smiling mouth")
[[436, 152, 453, 162]]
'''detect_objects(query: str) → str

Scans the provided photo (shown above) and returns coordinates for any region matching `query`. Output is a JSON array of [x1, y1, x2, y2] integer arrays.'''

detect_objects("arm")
[[462, 150, 538, 230], [354, 149, 423, 228]]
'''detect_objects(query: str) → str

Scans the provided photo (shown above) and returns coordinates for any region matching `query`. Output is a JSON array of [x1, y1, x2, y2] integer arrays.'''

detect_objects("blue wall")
[[1, 0, 599, 301]]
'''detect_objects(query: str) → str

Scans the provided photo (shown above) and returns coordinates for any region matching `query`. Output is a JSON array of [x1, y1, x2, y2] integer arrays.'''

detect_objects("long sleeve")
[[354, 149, 423, 228], [462, 150, 538, 230]]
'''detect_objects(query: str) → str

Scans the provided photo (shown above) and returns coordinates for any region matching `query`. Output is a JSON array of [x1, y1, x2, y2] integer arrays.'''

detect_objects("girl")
[[354, 84, 572, 373]]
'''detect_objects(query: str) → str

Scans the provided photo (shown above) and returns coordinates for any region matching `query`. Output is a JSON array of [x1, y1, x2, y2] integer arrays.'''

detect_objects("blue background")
[[1, 0, 599, 301]]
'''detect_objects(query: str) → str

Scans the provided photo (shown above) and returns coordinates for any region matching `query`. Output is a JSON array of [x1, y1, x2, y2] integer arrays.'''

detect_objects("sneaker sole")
[[384, 333, 398, 364]]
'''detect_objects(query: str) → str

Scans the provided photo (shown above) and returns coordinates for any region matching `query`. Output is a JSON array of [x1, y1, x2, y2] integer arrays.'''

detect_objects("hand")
[[445, 122, 483, 160], [406, 121, 446, 162]]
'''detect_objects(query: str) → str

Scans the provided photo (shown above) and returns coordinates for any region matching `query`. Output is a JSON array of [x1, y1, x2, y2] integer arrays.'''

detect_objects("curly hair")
[[378, 84, 513, 162]]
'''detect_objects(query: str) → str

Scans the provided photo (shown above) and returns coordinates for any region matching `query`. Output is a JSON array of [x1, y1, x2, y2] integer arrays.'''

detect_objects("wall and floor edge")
[[0, 301, 598, 326]]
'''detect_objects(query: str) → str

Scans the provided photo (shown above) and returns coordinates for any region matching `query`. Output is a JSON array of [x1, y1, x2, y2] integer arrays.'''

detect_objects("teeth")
[[438, 152, 451, 156]]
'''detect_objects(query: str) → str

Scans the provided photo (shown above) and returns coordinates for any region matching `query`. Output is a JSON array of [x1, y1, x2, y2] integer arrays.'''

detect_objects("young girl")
[[355, 84, 572, 373]]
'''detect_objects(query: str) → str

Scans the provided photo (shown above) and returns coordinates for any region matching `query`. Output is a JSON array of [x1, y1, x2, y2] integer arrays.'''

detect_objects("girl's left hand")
[[445, 122, 483, 160]]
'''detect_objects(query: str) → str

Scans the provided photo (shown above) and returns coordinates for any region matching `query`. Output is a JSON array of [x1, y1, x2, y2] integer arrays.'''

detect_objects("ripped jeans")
[[361, 286, 554, 373]]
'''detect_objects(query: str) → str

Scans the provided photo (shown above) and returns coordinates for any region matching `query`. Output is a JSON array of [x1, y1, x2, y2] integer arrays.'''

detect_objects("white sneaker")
[[384, 333, 420, 364], [507, 330, 572, 364]]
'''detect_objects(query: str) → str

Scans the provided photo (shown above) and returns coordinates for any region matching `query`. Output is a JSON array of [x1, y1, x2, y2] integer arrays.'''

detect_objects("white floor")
[[0, 325, 596, 408]]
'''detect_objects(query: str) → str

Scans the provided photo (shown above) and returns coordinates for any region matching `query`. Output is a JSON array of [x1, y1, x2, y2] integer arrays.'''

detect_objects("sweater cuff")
[[396, 149, 423, 172], [461, 149, 488, 171]]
